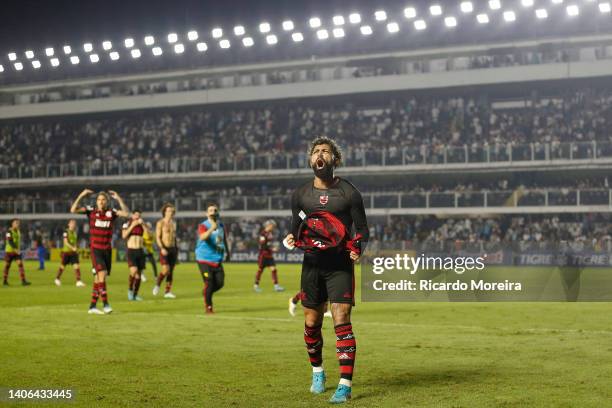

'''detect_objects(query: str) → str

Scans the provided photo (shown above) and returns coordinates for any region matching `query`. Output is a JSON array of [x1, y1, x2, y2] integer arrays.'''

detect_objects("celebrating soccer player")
[[3, 219, 30, 286], [142, 222, 157, 280], [284, 137, 368, 403], [196, 203, 230, 314], [153, 203, 178, 299], [70, 189, 129, 315], [55, 219, 85, 287], [253, 219, 284, 293], [122, 210, 149, 301]]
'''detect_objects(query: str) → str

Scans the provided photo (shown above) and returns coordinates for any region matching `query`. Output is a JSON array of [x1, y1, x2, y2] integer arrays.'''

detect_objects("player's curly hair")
[[308, 136, 343, 168], [160, 202, 175, 217]]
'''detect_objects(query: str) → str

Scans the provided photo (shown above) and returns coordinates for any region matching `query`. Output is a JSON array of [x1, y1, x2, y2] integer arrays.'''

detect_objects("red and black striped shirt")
[[122, 220, 144, 237], [258, 230, 274, 258], [85, 206, 119, 250]]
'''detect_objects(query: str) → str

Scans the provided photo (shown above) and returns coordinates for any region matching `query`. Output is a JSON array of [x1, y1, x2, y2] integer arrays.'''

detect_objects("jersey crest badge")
[[319, 195, 329, 205]]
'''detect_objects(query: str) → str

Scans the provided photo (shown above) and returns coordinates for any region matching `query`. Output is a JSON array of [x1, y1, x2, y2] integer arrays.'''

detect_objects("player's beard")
[[311, 157, 334, 180]]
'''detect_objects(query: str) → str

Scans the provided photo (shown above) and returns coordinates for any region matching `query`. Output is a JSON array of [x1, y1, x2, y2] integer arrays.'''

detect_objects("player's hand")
[[349, 251, 361, 263], [136, 218, 144, 225], [210, 220, 218, 231], [81, 188, 93, 196], [161, 248, 168, 256], [283, 234, 295, 249], [108, 190, 119, 200]]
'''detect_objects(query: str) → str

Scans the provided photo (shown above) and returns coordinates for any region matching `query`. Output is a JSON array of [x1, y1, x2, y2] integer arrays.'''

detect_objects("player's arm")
[[70, 189, 93, 214], [200, 220, 217, 241], [108, 190, 130, 217], [63, 234, 76, 252], [121, 221, 136, 240], [349, 189, 369, 261], [156, 220, 167, 255], [6, 231, 16, 248]]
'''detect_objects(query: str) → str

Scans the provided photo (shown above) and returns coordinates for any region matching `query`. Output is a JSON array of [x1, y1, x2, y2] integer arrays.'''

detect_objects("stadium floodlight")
[[316, 29, 329, 40], [503, 10, 516, 21], [521, 0, 534, 7], [144, 35, 155, 45], [414, 19, 427, 29], [259, 22, 271, 33], [404, 7, 417, 18], [386, 22, 399, 33], [242, 37, 254, 47], [219, 39, 231, 49], [333, 15, 345, 25], [131, 49, 141, 58], [83, 43, 93, 52], [152, 46, 163, 56], [349, 13, 362, 24], [535, 8, 549, 18], [566, 4, 579, 15], [8, 52, 17, 61], [309, 17, 322, 28], [0, 65, 3, 73], [445, 16, 458, 27], [89, 54, 99, 63], [70, 56, 79, 65], [32, 60, 41, 69], [110, 51, 120, 60], [102, 41, 112, 50], [14, 62, 23, 71], [551, 0, 563, 4], [196, 42, 208, 51], [45, 47, 54, 57], [600, 2, 612, 13], [360, 25, 373, 35], [430, 5, 442, 15], [332, 27, 345, 37], [25, 50, 34, 59], [187, 30, 198, 41], [212, 28, 223, 38], [174, 43, 185, 54], [234, 25, 246, 36], [460, 2, 474, 13], [124, 38, 134, 48], [477, 13, 490, 23], [291, 32, 304, 42], [489, 0, 502, 10], [50, 57, 60, 67], [374, 10, 387, 21], [167, 33, 178, 43], [282, 20, 294, 31], [266, 34, 278, 44], [63, 45, 72, 54]]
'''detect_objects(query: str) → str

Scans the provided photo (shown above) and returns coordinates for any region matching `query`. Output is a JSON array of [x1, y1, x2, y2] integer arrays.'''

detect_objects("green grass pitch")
[[1, 261, 611, 407]]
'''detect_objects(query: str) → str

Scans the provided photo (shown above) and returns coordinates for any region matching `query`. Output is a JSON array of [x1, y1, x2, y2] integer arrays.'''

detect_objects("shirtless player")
[[153, 203, 178, 299]]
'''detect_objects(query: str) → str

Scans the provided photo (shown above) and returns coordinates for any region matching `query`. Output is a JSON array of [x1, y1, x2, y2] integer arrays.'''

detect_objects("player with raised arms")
[[54, 219, 85, 287], [122, 209, 149, 301], [70, 189, 130, 315], [253, 219, 284, 293], [3, 219, 30, 286], [153, 203, 178, 299], [284, 137, 368, 404]]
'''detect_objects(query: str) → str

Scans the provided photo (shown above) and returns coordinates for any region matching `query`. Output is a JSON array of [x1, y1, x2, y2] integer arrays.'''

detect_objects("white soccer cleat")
[[76, 280, 86, 287], [253, 284, 263, 293], [164, 292, 176, 299], [288, 298, 297, 317], [54, 278, 61, 287], [274, 284, 285, 292], [141, 274, 147, 282], [88, 308, 104, 315], [103, 305, 113, 314], [152, 285, 160, 296], [134, 295, 143, 301], [324, 310, 332, 318]]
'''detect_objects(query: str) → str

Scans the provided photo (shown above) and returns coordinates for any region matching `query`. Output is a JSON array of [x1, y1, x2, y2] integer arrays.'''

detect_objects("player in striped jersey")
[[2, 219, 30, 286], [54, 219, 85, 287], [70, 189, 129, 315]]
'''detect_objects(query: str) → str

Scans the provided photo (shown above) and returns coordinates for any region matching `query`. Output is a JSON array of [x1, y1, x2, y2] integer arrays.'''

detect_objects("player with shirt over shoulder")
[[122, 209, 149, 301]]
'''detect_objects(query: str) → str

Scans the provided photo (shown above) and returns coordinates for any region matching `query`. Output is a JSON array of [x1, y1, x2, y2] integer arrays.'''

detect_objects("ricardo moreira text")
[[371, 254, 486, 275]]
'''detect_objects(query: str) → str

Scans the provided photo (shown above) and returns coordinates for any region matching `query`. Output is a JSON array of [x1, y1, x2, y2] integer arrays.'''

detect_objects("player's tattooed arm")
[[109, 190, 130, 217], [349, 189, 369, 262], [70, 188, 94, 214], [156, 220, 167, 256]]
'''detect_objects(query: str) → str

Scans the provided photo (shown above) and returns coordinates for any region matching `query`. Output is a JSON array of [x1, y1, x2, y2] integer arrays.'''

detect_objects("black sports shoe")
[[22, 280, 31, 286], [2, 281, 8, 286]]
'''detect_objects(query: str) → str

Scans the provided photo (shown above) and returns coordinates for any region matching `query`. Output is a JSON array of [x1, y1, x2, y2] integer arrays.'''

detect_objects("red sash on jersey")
[[295, 211, 362, 255]]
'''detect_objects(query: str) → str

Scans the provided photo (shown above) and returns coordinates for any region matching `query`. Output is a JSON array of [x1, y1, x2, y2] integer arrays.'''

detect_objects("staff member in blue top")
[[196, 203, 231, 314]]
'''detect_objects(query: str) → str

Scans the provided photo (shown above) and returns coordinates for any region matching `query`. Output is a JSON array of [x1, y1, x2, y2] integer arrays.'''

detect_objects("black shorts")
[[91, 248, 112, 275], [4, 252, 22, 263], [258, 254, 276, 268], [198, 262, 225, 281], [61, 252, 79, 266], [127, 248, 146, 270], [160, 247, 178, 267], [300, 252, 355, 308]]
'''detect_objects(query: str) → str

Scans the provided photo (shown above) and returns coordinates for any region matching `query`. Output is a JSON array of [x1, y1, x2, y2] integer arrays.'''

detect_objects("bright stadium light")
[[374, 10, 387, 21], [266, 34, 278, 44], [212, 28, 223, 38], [0, 64, 3, 73], [430, 5, 443, 15], [83, 43, 93, 52], [45, 47, 54, 57], [124, 38, 134, 48], [333, 15, 345, 25], [25, 50, 34, 59], [477, 13, 490, 23], [386, 22, 399, 33], [349, 13, 362, 24], [174, 43, 185, 54], [110, 51, 120, 60], [196, 42, 208, 51], [167, 33, 178, 43], [460, 2, 474, 13], [89, 53, 99, 63], [291, 32, 304, 42], [503, 10, 516, 21], [219, 39, 231, 49], [50, 57, 60, 67], [309, 17, 322, 28], [102, 41, 112, 50], [70, 56, 79, 65], [187, 30, 198, 41], [32, 60, 41, 69], [282, 20, 294, 30], [152, 46, 163, 56], [360, 25, 373, 35], [63, 45, 72, 55], [445, 16, 458, 27], [404, 7, 417, 18], [489, 0, 502, 10], [131, 49, 141, 58], [242, 37, 254, 47], [316, 29, 329, 40], [14, 62, 23, 71], [333, 27, 345, 37], [551, 0, 563, 4], [414, 19, 427, 30], [535, 8, 549, 18], [521, 0, 534, 7], [600, 2, 612, 13], [8, 52, 17, 61], [566, 4, 579, 15], [144, 35, 155, 45], [259, 22, 271, 33], [233, 26, 245, 36]]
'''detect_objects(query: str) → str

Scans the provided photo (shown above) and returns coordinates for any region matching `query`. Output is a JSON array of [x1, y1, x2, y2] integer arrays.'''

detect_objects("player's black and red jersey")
[[85, 206, 119, 250], [258, 230, 274, 258], [122, 220, 144, 237]]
